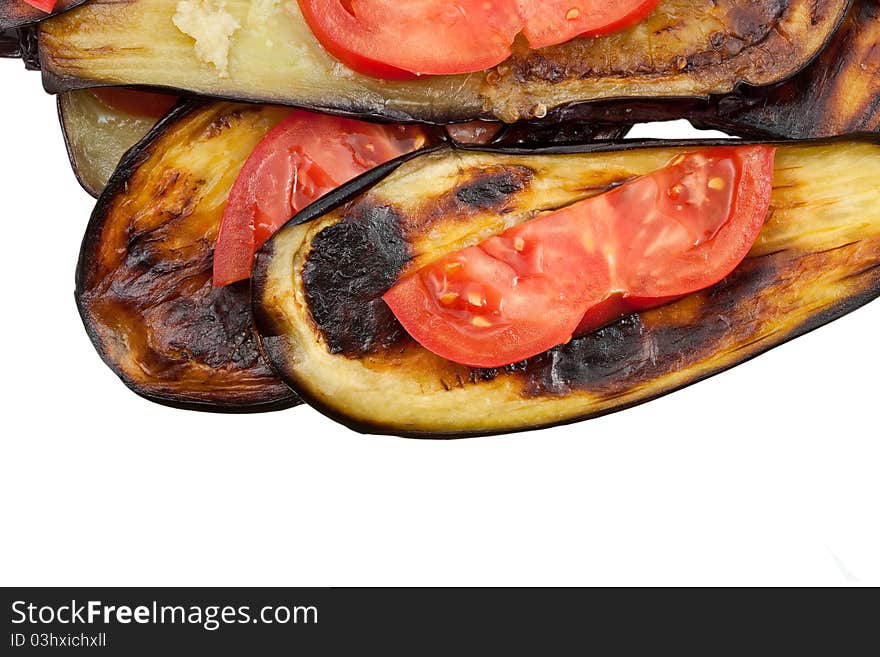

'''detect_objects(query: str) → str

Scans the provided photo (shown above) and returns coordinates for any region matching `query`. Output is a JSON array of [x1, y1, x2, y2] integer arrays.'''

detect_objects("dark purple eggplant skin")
[[0, 26, 38, 66], [0, 0, 85, 30], [0, 28, 19, 57]]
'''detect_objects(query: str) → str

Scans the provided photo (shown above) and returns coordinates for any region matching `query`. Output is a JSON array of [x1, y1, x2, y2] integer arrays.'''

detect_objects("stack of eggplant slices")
[[3, 0, 880, 437]]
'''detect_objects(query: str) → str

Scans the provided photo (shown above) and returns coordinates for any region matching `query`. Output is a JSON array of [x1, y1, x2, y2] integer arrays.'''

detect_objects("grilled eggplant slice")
[[0, 0, 85, 29], [253, 138, 880, 437], [74, 98, 629, 411], [37, 0, 848, 123], [76, 101, 302, 412], [59, 89, 179, 197]]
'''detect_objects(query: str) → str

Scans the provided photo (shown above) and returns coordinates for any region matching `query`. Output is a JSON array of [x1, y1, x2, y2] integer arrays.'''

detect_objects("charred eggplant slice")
[[0, 0, 85, 29], [76, 101, 302, 412], [253, 138, 880, 437], [59, 89, 179, 197], [58, 90, 629, 198], [37, 0, 848, 123]]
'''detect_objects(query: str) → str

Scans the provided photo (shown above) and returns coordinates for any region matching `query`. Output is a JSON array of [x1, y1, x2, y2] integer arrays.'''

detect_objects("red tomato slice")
[[23, 0, 56, 12], [213, 111, 428, 287], [297, 0, 660, 77], [297, 1, 522, 77], [519, 0, 661, 49], [384, 146, 775, 368], [386, 211, 612, 368], [89, 89, 179, 119]]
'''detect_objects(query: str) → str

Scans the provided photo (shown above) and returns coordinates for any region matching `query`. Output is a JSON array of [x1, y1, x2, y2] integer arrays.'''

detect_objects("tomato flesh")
[[383, 146, 776, 368], [297, 0, 660, 77], [89, 89, 178, 119], [213, 111, 428, 287], [23, 0, 56, 12], [297, 1, 521, 78], [519, 0, 662, 49]]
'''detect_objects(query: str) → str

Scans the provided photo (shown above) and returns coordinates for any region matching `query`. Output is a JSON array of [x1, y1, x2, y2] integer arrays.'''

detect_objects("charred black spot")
[[454, 171, 528, 209], [469, 360, 531, 384], [303, 203, 412, 357], [144, 279, 263, 370]]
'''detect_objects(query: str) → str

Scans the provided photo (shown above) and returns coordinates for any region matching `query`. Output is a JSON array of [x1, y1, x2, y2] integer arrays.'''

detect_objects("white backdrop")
[[1, 59, 877, 586]]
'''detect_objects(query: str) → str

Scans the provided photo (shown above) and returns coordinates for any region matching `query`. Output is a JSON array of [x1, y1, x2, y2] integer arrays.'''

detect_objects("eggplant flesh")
[[253, 138, 880, 437], [59, 89, 177, 197], [0, 0, 85, 29], [37, 0, 847, 123], [76, 101, 302, 412]]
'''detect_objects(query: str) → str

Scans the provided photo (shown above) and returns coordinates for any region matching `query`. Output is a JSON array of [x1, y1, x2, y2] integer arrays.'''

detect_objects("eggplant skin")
[[37, 0, 848, 123], [253, 138, 880, 438], [0, 27, 20, 56], [76, 101, 301, 413], [58, 89, 178, 198], [0, 0, 85, 29]]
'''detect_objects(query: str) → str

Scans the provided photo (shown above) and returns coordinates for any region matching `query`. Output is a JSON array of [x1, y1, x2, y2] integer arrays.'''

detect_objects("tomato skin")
[[384, 146, 776, 368], [23, 0, 56, 12], [89, 89, 178, 119], [213, 111, 429, 287], [519, 0, 661, 49], [297, 0, 660, 77]]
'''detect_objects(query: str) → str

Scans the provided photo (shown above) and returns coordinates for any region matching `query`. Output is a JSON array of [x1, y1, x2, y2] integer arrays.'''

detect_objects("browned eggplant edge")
[[74, 99, 299, 413], [35, 0, 853, 127], [0, 0, 86, 30], [41, 68, 635, 131], [0, 27, 19, 56], [69, 100, 621, 413], [252, 133, 880, 438]]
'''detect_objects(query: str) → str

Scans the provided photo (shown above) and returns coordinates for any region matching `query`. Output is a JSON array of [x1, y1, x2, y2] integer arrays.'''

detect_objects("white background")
[[1, 61, 878, 586]]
